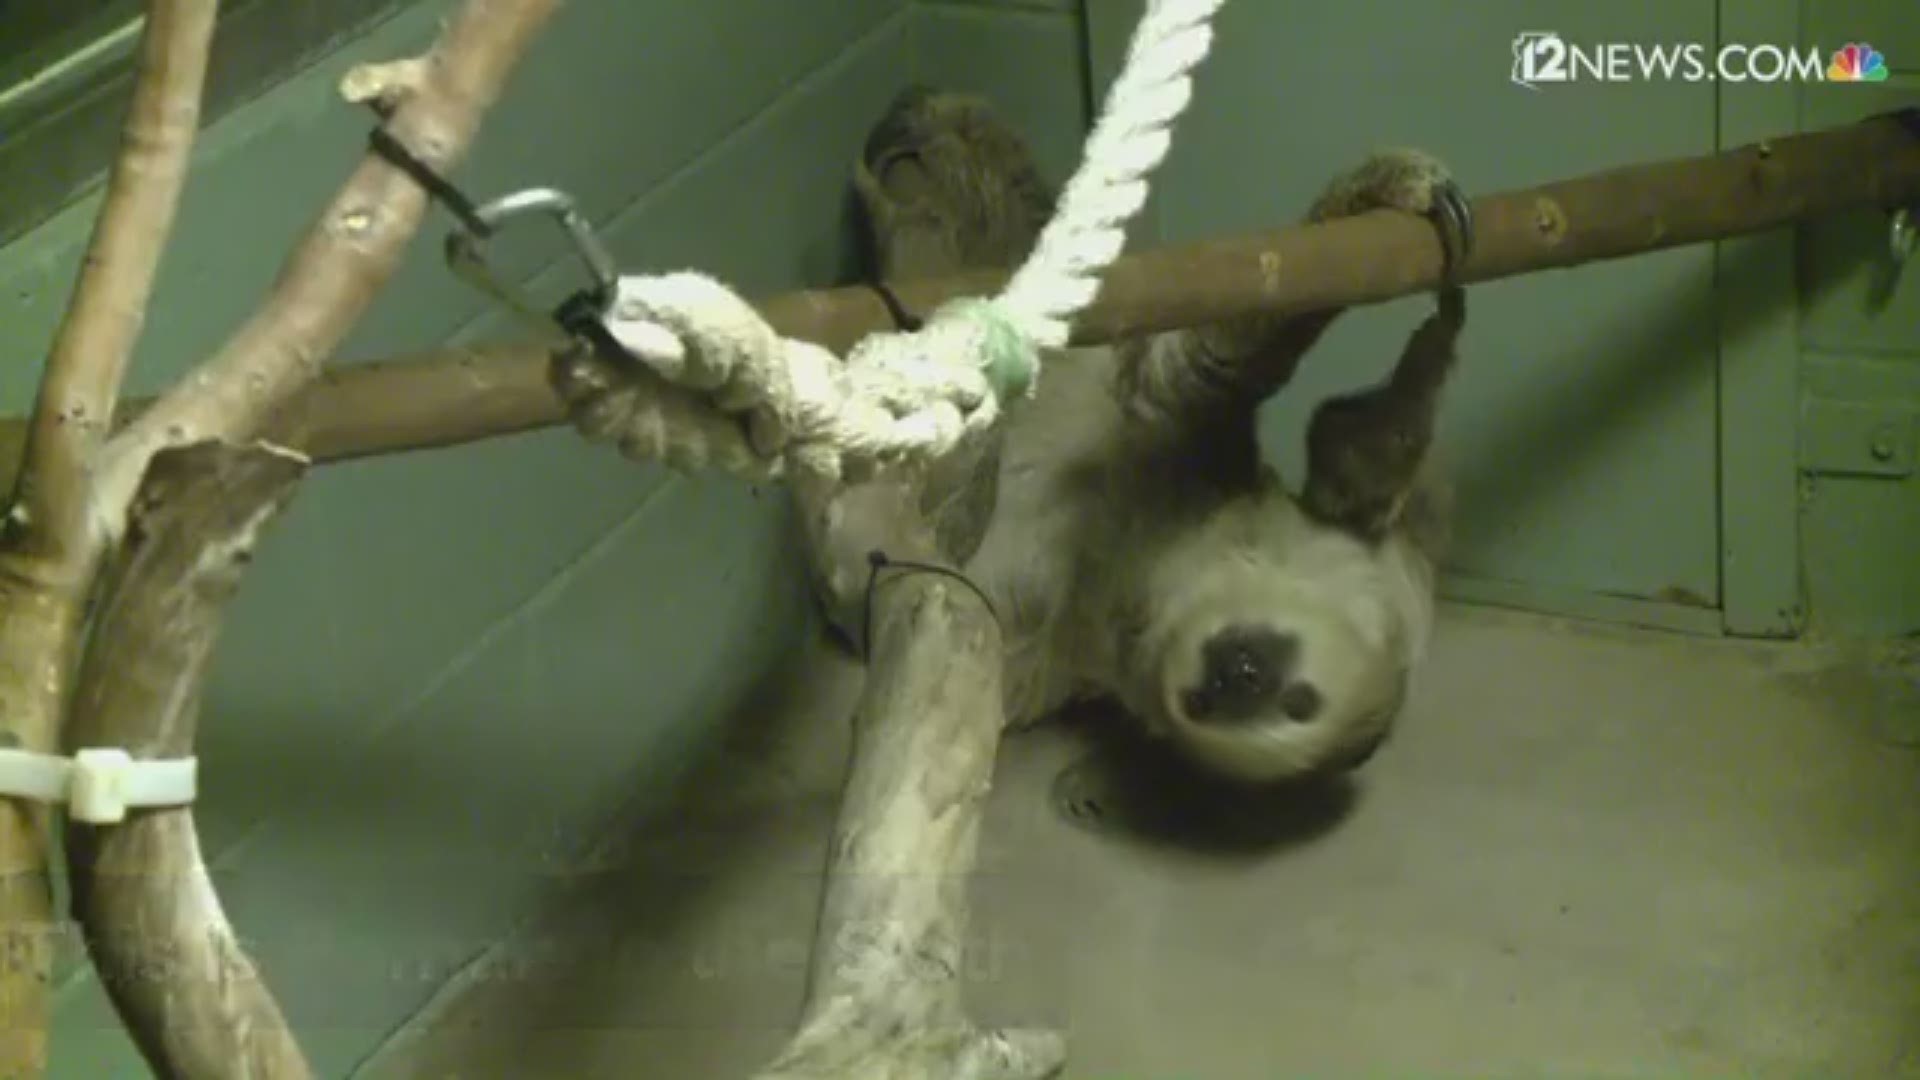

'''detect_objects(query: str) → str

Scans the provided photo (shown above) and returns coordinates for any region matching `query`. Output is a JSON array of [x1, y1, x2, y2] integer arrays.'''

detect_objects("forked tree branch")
[[0, 3, 219, 1074], [0, 2, 563, 1075], [11, 0, 220, 566], [64, 441, 311, 1080], [89, 0, 567, 545]]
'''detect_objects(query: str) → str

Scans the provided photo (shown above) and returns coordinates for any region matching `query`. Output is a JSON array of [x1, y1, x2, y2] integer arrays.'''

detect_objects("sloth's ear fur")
[[852, 87, 1056, 280]]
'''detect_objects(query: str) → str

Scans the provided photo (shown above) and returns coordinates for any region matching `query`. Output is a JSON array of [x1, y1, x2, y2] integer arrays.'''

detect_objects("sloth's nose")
[[1182, 625, 1318, 724]]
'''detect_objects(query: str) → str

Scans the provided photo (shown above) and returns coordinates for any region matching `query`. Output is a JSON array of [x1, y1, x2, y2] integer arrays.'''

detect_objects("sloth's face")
[[1132, 502, 1410, 785]]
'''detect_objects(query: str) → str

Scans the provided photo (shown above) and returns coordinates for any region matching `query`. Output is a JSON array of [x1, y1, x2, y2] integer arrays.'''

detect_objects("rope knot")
[[927, 297, 1040, 402], [545, 0, 1221, 492]]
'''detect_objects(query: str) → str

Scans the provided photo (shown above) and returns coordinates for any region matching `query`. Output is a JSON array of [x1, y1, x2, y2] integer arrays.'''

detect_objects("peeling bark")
[[754, 511, 1064, 1079], [64, 441, 311, 1080], [338, 57, 432, 115]]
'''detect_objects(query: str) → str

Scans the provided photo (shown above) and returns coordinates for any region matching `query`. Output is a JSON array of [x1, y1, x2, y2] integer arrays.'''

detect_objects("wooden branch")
[[0, 2, 559, 1073], [1050, 104, 1920, 342], [338, 57, 432, 115], [64, 441, 311, 1080], [48, 105, 1920, 478], [270, 340, 562, 462], [12, 0, 219, 563], [0, 108, 1912, 487], [0, 3, 218, 1073], [89, 0, 566, 542], [755, 499, 1064, 1079]]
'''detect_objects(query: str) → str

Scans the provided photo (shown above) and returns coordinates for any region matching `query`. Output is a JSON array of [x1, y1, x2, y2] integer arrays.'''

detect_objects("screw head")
[[1869, 432, 1896, 462]]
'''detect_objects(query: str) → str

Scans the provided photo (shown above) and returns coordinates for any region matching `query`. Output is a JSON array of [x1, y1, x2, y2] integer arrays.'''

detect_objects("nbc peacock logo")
[[1826, 42, 1889, 81]]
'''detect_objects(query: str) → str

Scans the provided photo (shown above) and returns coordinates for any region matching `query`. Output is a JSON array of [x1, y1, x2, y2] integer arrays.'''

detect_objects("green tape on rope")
[[941, 298, 1038, 400]]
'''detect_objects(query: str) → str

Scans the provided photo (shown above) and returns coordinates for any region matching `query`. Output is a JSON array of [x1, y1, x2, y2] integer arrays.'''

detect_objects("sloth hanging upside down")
[[801, 87, 1474, 786]]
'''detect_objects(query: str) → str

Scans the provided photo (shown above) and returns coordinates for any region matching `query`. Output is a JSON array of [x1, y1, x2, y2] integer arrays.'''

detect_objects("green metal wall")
[[3, 0, 1913, 1072], [362, 3, 1099, 1072], [909, 0, 1089, 185], [1092, 0, 1727, 632], [1792, 1, 1920, 638], [1089, 0, 1919, 640]]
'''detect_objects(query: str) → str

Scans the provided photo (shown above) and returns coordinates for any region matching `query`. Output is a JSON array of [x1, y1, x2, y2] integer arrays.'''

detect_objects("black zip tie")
[[867, 281, 924, 332], [860, 548, 999, 661], [368, 126, 492, 239], [550, 286, 655, 373]]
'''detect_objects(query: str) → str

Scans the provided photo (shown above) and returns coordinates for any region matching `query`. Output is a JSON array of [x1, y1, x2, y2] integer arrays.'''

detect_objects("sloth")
[[798, 87, 1474, 788]]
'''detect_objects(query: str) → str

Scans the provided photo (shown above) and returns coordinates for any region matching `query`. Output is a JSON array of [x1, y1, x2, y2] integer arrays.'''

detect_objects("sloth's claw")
[[1428, 178, 1475, 280]]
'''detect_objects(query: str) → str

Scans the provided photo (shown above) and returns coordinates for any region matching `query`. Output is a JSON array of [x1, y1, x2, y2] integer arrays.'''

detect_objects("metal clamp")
[[1891, 207, 1916, 266], [443, 187, 622, 339]]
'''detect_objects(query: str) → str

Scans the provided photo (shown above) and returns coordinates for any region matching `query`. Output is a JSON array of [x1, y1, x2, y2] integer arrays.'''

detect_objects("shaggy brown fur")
[[805, 87, 1473, 785]]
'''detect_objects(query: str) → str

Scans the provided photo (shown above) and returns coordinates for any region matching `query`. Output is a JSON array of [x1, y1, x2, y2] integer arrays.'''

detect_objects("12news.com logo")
[[1512, 31, 1890, 88]]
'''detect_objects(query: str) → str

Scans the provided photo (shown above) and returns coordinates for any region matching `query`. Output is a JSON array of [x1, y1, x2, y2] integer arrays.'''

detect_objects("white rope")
[[564, 0, 1226, 484], [995, 0, 1224, 350], [578, 272, 1001, 485]]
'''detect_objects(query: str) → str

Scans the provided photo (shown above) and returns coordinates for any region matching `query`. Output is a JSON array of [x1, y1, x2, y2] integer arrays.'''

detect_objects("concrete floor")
[[359, 604, 1920, 1078]]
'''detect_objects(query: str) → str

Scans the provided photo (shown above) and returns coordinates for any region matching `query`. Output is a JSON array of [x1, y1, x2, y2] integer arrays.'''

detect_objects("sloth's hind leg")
[[1121, 147, 1475, 438], [1295, 149, 1473, 554], [1301, 286, 1466, 546]]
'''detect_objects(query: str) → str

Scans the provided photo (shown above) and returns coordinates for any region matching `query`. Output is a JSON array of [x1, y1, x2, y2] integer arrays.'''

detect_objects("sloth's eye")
[[1279, 681, 1323, 721]]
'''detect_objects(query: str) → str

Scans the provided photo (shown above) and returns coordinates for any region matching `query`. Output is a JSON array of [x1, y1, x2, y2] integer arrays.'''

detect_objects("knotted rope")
[[561, 0, 1227, 485]]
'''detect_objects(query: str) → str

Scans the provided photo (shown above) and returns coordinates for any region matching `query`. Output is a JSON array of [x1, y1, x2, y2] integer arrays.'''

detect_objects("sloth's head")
[[852, 85, 1056, 281], [1130, 494, 1413, 785]]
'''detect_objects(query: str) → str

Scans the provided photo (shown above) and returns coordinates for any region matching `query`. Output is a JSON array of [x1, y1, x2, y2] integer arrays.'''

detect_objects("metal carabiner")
[[443, 187, 622, 339], [1890, 207, 1916, 266]]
